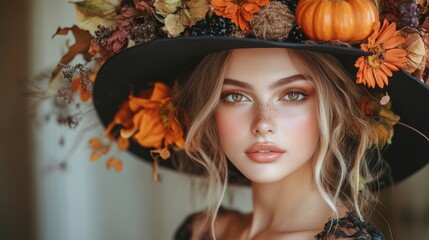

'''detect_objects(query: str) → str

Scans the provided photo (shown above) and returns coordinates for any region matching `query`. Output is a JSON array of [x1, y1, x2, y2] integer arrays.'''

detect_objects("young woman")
[[171, 48, 382, 239], [53, 0, 429, 239]]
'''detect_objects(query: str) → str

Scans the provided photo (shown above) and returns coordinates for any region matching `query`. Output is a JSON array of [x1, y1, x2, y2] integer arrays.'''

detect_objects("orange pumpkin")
[[295, 0, 379, 42]]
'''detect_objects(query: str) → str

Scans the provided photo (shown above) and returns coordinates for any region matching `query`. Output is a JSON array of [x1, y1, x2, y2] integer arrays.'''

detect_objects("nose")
[[251, 104, 277, 136]]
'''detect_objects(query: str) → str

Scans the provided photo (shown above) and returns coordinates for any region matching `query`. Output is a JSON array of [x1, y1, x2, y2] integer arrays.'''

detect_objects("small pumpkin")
[[295, 0, 379, 42]]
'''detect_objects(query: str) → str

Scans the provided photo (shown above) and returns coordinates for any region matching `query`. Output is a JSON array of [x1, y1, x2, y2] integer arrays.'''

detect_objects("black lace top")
[[174, 209, 385, 240]]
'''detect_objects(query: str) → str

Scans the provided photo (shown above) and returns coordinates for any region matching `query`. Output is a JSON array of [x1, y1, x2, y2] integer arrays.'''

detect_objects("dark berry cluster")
[[190, 15, 236, 36], [398, 0, 420, 28], [287, 24, 307, 43]]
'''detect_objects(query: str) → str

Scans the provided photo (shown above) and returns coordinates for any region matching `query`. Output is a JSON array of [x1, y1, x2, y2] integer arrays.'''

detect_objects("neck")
[[247, 161, 345, 237]]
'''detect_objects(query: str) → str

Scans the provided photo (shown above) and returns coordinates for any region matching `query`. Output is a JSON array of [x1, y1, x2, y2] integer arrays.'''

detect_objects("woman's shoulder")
[[174, 207, 248, 240], [174, 209, 385, 240], [315, 212, 385, 240]]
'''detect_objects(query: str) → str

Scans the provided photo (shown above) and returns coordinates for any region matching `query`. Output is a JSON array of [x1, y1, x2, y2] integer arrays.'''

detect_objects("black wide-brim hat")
[[93, 36, 429, 188]]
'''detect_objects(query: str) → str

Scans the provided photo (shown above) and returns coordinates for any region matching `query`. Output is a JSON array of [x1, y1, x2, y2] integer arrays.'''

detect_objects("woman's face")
[[214, 48, 319, 183]]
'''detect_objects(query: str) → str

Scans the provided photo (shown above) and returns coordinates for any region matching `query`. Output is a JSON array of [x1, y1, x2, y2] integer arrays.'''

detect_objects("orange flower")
[[211, 0, 269, 31], [106, 82, 185, 158], [131, 93, 184, 155], [355, 20, 408, 88], [71, 73, 96, 102], [104, 101, 135, 141]]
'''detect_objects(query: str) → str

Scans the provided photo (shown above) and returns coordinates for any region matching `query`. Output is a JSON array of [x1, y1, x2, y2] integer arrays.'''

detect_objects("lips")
[[245, 143, 286, 163]]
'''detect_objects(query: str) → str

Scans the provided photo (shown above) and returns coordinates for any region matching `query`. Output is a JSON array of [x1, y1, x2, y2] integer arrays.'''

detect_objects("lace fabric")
[[315, 212, 384, 240], [174, 210, 385, 240]]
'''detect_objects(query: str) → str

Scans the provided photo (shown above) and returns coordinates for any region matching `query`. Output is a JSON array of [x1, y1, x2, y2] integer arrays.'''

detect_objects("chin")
[[238, 165, 296, 184]]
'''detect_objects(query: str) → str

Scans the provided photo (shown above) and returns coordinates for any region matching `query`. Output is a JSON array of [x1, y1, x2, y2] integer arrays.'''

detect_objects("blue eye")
[[223, 93, 250, 103]]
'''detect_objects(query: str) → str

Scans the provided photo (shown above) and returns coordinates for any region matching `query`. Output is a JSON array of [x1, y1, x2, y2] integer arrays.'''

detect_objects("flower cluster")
[[90, 82, 185, 177], [47, 0, 429, 174]]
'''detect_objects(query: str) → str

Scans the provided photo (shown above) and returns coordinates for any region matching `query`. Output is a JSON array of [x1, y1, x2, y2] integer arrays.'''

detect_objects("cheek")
[[279, 106, 319, 156], [214, 107, 248, 146]]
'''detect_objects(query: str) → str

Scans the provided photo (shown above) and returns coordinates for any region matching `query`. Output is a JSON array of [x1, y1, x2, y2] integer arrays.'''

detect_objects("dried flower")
[[57, 87, 73, 104], [355, 19, 408, 88], [155, 0, 209, 36], [400, 30, 426, 74], [250, 1, 294, 41], [211, 0, 270, 31], [107, 28, 130, 53], [71, 72, 96, 102], [360, 95, 400, 148], [57, 114, 82, 129], [131, 21, 158, 44]]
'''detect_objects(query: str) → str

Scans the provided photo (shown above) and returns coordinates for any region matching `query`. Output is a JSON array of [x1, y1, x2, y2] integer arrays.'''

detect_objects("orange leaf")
[[89, 138, 103, 149], [90, 151, 101, 162], [51, 25, 93, 78], [106, 158, 123, 172]]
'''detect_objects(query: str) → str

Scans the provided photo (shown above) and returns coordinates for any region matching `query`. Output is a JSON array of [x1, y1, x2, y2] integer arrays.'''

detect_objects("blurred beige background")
[[0, 1, 428, 240]]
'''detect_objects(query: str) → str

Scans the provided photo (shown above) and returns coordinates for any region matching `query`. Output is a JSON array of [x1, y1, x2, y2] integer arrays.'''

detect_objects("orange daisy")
[[355, 19, 408, 88], [211, 0, 269, 31]]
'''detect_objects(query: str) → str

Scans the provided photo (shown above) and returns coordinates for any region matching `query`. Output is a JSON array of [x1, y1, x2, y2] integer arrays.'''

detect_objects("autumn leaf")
[[90, 151, 102, 161], [89, 137, 110, 162], [72, 0, 119, 30], [51, 25, 93, 79], [361, 94, 400, 148], [89, 138, 103, 149], [187, 0, 209, 21], [154, 0, 181, 16], [164, 14, 186, 36], [369, 119, 393, 148], [180, 10, 196, 27], [106, 157, 123, 172]]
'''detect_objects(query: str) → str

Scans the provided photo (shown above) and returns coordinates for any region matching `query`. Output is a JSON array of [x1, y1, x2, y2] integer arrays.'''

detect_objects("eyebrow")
[[223, 74, 307, 90]]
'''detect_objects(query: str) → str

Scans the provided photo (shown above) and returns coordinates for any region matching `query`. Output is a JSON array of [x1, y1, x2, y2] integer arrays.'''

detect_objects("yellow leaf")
[[90, 151, 101, 161], [180, 10, 196, 27], [379, 107, 400, 126], [72, 0, 119, 30], [164, 14, 186, 36], [154, 0, 181, 16], [187, 0, 209, 21]]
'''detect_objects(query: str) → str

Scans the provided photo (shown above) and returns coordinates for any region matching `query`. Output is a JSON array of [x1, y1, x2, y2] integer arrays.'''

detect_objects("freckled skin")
[[214, 48, 319, 183]]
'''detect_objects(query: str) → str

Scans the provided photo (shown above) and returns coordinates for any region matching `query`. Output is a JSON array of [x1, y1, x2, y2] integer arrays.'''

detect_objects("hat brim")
[[93, 37, 429, 187]]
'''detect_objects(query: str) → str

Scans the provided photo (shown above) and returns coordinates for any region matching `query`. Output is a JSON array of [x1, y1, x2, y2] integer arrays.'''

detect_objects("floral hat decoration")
[[46, 0, 428, 187]]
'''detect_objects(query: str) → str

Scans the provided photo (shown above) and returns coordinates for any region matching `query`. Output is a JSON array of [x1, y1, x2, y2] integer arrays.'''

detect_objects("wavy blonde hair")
[[173, 49, 383, 236]]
